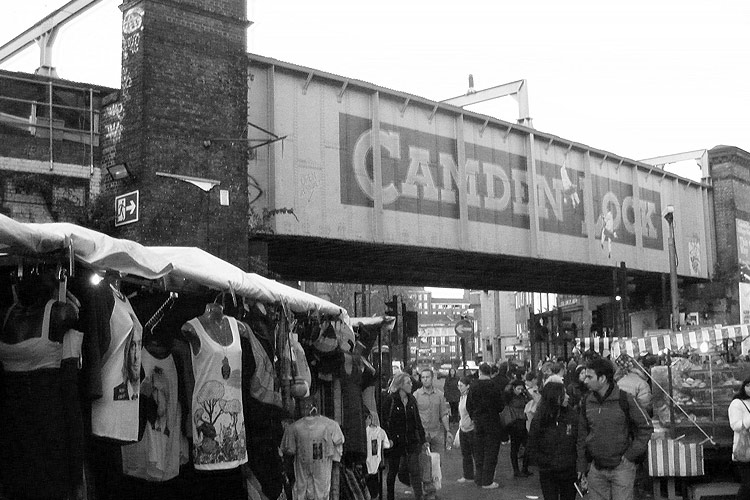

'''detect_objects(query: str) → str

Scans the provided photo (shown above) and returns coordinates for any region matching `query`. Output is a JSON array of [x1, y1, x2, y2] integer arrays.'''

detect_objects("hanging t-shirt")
[[188, 316, 247, 470], [365, 425, 391, 474], [122, 349, 187, 481], [281, 415, 344, 500], [91, 286, 143, 442]]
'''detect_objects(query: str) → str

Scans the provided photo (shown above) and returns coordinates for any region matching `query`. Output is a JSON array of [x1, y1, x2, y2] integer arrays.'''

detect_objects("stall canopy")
[[0, 215, 346, 317], [575, 323, 750, 358], [0, 215, 172, 279]]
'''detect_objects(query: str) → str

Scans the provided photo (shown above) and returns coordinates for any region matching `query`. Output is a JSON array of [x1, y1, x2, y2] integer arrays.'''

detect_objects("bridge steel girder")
[[0, 0, 103, 68], [247, 54, 714, 296]]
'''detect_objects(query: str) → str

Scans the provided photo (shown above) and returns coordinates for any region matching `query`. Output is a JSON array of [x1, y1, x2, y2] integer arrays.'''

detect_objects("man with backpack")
[[577, 357, 653, 500]]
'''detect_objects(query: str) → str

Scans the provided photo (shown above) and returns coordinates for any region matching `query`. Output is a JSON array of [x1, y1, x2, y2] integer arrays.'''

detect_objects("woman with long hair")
[[566, 365, 588, 411], [444, 368, 461, 423], [505, 379, 532, 477], [381, 372, 426, 500], [528, 381, 580, 500], [729, 376, 750, 500]]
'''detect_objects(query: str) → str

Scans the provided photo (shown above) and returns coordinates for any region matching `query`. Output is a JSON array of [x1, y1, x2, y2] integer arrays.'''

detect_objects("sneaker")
[[457, 478, 468, 483], [482, 482, 500, 489]]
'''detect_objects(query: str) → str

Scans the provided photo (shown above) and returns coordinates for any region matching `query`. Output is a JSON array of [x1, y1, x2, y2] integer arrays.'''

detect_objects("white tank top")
[[188, 316, 247, 470], [122, 349, 186, 481], [0, 300, 63, 371], [91, 287, 142, 442]]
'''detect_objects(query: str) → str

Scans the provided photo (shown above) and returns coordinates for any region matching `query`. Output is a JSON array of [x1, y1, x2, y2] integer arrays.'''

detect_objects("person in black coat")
[[506, 379, 532, 477], [466, 363, 505, 489], [443, 368, 461, 423], [381, 372, 427, 500], [528, 381, 582, 500]]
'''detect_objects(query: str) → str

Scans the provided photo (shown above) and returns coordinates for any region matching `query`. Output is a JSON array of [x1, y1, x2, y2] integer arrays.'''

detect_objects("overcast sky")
[[2, 0, 749, 179]]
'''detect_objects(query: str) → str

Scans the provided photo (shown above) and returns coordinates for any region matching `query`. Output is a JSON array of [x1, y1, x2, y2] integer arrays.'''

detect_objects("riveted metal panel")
[[248, 56, 711, 280]]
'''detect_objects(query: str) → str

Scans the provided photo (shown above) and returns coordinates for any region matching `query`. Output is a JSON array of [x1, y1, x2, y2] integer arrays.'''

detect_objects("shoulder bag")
[[733, 401, 750, 462]]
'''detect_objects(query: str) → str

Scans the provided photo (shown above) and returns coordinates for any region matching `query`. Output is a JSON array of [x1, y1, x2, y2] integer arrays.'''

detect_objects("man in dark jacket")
[[466, 363, 505, 489], [577, 358, 652, 500]]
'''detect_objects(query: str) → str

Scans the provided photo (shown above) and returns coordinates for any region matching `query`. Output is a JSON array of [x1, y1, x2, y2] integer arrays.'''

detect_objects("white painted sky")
[[2, 0, 749, 176]]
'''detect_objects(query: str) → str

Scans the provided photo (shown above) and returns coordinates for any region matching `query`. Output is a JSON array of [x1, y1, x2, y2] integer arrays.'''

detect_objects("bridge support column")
[[103, 0, 251, 268]]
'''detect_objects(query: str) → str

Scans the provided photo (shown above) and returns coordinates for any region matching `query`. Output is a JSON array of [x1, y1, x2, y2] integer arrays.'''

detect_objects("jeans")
[[386, 448, 422, 500], [473, 425, 501, 486], [538, 468, 577, 500], [509, 421, 529, 472], [587, 458, 637, 500], [737, 462, 750, 500], [449, 402, 459, 423], [459, 430, 475, 480], [425, 430, 445, 452]]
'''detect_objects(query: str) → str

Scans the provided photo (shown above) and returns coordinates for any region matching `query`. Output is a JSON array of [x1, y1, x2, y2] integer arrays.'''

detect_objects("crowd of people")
[[380, 352, 656, 500]]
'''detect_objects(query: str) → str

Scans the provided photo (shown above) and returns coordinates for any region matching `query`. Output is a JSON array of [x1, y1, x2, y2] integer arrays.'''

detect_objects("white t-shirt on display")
[[365, 425, 390, 474], [281, 415, 344, 500]]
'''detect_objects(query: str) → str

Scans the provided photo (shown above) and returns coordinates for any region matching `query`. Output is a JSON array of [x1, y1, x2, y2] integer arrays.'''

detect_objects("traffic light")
[[617, 262, 635, 311], [403, 309, 418, 338], [385, 295, 401, 345], [385, 298, 398, 317], [591, 308, 602, 332]]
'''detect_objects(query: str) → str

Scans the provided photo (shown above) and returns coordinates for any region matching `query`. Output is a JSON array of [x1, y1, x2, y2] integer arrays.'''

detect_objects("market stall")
[[575, 326, 750, 499], [0, 214, 384, 500]]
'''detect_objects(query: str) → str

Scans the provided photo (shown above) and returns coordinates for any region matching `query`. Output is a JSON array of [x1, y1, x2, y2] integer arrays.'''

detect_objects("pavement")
[[380, 377, 545, 500], [380, 421, 544, 500]]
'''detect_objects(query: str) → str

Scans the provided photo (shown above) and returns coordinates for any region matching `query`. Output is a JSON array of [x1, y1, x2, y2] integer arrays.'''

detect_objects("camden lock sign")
[[338, 113, 663, 251]]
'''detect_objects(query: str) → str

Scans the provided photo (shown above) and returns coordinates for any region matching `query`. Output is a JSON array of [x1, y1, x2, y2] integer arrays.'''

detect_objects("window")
[[450, 345, 456, 353]]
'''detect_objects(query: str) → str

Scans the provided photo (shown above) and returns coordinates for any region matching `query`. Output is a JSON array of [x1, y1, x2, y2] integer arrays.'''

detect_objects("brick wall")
[[709, 145, 750, 323], [0, 71, 112, 223], [106, 0, 249, 268]]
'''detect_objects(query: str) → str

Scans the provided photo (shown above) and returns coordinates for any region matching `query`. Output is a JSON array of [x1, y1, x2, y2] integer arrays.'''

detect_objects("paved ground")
[[379, 377, 544, 500], [381, 425, 543, 500]]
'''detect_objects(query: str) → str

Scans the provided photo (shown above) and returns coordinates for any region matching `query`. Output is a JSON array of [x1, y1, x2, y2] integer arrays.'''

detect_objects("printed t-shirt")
[[91, 286, 142, 441], [122, 349, 187, 481], [365, 425, 391, 474], [281, 415, 344, 500]]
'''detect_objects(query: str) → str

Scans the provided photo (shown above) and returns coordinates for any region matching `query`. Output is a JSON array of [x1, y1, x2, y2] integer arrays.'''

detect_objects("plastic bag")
[[734, 429, 750, 462], [453, 431, 461, 449], [429, 451, 442, 490]]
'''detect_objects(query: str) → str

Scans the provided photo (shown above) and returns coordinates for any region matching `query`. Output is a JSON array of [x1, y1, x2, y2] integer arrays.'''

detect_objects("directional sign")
[[454, 319, 474, 340], [115, 190, 139, 227]]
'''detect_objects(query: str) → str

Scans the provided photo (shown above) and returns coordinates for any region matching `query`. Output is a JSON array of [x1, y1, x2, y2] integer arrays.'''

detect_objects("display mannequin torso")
[[1, 293, 77, 345], [180, 303, 248, 355]]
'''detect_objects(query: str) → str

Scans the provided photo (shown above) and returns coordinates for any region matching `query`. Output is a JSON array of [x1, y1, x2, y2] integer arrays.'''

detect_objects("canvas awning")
[[0, 215, 346, 317], [0, 214, 172, 279]]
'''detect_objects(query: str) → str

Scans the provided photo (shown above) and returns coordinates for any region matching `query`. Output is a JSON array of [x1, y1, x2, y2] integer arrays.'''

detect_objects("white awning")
[[0, 215, 346, 317]]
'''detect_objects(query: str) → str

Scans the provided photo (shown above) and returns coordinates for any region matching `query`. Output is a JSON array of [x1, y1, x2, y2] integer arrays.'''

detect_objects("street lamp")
[[664, 205, 680, 331]]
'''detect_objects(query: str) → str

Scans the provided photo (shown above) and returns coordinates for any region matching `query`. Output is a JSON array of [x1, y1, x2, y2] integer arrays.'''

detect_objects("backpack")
[[581, 389, 648, 464]]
